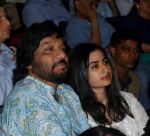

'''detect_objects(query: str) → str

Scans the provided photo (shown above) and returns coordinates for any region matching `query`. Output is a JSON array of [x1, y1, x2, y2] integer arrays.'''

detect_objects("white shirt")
[[88, 91, 149, 136]]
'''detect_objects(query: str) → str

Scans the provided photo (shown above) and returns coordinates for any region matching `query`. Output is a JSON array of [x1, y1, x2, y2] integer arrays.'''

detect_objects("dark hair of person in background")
[[110, 28, 141, 50], [110, 28, 142, 58], [79, 126, 126, 136], [13, 20, 70, 84], [67, 43, 134, 125]]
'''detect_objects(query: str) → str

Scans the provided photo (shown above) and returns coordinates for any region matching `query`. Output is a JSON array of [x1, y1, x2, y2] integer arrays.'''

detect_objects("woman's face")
[[88, 50, 112, 90]]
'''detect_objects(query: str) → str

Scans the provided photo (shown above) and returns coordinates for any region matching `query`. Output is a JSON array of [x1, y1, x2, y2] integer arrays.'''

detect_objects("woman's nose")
[[101, 64, 109, 73]]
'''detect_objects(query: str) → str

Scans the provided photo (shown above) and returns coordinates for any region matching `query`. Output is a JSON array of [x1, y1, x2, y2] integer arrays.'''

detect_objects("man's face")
[[31, 35, 68, 86], [0, 7, 10, 43], [113, 39, 140, 69], [137, 0, 150, 15]]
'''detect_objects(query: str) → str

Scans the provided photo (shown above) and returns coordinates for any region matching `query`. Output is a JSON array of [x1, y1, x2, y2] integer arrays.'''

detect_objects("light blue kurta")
[[1, 76, 90, 136]]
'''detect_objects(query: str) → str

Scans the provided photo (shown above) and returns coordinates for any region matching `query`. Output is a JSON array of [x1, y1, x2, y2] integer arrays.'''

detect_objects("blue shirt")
[[22, 0, 71, 27], [69, 0, 113, 17], [0, 43, 16, 105], [1, 76, 90, 136], [65, 14, 115, 49]]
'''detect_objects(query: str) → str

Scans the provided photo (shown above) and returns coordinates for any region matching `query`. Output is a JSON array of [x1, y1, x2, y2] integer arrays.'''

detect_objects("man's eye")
[[45, 47, 53, 52], [133, 48, 140, 53], [61, 47, 66, 51], [121, 48, 130, 53]]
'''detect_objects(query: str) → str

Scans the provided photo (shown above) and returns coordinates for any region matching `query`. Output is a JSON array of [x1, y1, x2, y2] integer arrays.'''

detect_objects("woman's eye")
[[103, 59, 109, 65], [91, 64, 99, 69]]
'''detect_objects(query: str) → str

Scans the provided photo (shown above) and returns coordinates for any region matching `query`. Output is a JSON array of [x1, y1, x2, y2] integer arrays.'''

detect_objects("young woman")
[[67, 43, 149, 136]]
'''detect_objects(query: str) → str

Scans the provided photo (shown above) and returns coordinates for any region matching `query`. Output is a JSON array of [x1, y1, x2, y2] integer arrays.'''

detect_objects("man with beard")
[[0, 20, 90, 136], [108, 28, 141, 98]]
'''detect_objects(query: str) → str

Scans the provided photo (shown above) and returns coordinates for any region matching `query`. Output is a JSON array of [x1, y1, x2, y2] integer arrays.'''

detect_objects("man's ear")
[[108, 46, 116, 57]]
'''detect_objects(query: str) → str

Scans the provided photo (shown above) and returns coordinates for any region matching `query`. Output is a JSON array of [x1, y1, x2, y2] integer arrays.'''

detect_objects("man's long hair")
[[13, 20, 63, 84]]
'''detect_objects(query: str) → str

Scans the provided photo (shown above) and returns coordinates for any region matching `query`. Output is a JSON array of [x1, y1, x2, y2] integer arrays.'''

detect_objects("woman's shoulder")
[[120, 91, 135, 99], [120, 91, 138, 106]]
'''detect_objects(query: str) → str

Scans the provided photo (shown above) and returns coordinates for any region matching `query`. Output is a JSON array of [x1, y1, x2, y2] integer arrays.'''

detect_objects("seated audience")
[[22, 0, 71, 27], [108, 28, 141, 98], [66, 0, 115, 49], [67, 43, 149, 136], [0, 4, 16, 106], [79, 126, 126, 136], [1, 21, 90, 135], [120, 0, 150, 110]]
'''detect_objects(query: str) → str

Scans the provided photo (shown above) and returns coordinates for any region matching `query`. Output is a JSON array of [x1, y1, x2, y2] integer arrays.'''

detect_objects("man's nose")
[[55, 49, 68, 61]]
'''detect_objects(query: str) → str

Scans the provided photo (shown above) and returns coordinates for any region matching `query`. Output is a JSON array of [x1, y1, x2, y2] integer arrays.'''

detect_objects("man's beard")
[[32, 59, 68, 84]]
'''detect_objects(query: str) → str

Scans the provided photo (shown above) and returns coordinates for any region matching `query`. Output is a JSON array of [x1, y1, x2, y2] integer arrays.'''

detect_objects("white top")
[[88, 91, 149, 136]]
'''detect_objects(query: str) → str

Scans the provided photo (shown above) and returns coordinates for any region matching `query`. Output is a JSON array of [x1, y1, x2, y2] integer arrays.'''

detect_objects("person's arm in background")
[[102, 0, 120, 16], [81, 0, 101, 46], [107, 0, 120, 16]]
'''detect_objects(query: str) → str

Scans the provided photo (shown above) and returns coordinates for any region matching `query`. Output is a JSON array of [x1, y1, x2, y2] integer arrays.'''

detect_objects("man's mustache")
[[52, 59, 68, 69]]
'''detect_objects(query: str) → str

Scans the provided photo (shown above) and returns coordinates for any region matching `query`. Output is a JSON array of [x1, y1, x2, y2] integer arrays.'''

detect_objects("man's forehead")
[[39, 36, 64, 47], [40, 36, 63, 42]]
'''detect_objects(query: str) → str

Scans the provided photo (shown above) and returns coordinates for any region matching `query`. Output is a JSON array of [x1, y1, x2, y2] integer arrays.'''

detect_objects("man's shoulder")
[[129, 71, 140, 82], [57, 83, 80, 100], [57, 83, 75, 94], [13, 76, 39, 93]]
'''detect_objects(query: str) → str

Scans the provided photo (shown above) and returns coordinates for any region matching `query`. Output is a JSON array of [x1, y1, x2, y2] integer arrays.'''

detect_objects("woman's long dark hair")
[[67, 43, 133, 125]]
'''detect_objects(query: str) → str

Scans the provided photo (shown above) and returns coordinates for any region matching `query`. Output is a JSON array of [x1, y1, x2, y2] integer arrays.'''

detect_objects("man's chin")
[[48, 71, 67, 84], [127, 64, 135, 69], [54, 64, 68, 72], [54, 68, 68, 75]]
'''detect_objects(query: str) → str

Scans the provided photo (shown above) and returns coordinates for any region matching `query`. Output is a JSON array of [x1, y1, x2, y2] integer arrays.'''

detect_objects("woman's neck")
[[93, 88, 107, 105]]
